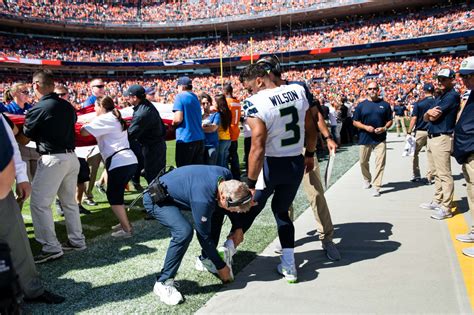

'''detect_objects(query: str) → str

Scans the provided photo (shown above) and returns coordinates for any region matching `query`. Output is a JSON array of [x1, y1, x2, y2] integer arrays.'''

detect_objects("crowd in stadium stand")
[[1, 0, 353, 24], [0, 3, 472, 62], [0, 55, 466, 111]]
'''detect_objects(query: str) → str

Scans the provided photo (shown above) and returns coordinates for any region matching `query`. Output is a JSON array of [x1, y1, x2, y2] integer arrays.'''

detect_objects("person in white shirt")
[[81, 96, 138, 238]]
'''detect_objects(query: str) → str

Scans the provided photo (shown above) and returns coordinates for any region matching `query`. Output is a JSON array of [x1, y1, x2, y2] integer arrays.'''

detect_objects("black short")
[[106, 164, 137, 205], [77, 158, 90, 184]]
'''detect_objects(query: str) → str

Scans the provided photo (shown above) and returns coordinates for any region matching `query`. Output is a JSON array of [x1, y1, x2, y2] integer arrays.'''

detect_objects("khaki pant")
[[302, 159, 334, 241], [0, 192, 44, 298], [395, 116, 407, 136], [462, 154, 474, 230], [426, 135, 454, 209], [85, 153, 102, 200], [19, 144, 40, 181], [30, 153, 85, 253], [413, 130, 432, 180], [359, 142, 386, 190]]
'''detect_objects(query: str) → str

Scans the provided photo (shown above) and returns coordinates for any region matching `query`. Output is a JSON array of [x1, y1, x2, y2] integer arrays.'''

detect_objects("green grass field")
[[22, 138, 359, 314]]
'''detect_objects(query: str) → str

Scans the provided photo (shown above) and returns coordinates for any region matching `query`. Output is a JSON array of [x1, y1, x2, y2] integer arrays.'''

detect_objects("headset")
[[256, 55, 282, 77], [226, 192, 253, 208]]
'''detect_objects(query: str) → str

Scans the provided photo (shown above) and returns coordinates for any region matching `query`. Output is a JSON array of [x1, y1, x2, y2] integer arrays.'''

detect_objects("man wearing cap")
[[172, 76, 205, 167], [353, 81, 393, 197], [408, 83, 435, 182], [127, 84, 167, 184], [421, 68, 460, 220], [453, 56, 474, 257], [393, 98, 408, 137]]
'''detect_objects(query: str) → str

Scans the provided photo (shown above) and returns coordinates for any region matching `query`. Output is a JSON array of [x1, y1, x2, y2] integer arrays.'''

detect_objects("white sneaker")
[[430, 207, 453, 220], [218, 246, 234, 280], [462, 247, 474, 258], [111, 229, 133, 238], [195, 256, 217, 274], [372, 188, 381, 197], [456, 231, 474, 243], [419, 201, 440, 210], [153, 279, 183, 305], [111, 223, 122, 231], [362, 180, 372, 189], [277, 263, 297, 284]]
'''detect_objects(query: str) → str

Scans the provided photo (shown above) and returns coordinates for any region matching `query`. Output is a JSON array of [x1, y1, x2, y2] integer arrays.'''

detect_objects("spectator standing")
[[82, 78, 106, 207], [127, 84, 167, 184], [23, 70, 86, 263], [200, 92, 219, 165], [224, 83, 242, 180], [353, 81, 393, 197], [214, 94, 232, 168], [453, 57, 474, 257], [0, 114, 65, 304], [81, 96, 138, 238], [422, 69, 460, 220], [172, 76, 205, 167], [408, 83, 435, 182], [3, 83, 40, 182]]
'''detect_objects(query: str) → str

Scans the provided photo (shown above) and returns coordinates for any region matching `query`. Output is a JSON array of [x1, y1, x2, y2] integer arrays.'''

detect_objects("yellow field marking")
[[446, 205, 474, 312]]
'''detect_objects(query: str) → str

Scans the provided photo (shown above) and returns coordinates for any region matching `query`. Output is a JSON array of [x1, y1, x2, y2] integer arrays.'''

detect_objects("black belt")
[[428, 133, 452, 139], [417, 129, 427, 131], [40, 149, 75, 155]]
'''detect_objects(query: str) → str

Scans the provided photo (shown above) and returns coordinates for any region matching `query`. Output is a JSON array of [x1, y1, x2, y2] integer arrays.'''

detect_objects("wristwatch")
[[323, 135, 332, 141]]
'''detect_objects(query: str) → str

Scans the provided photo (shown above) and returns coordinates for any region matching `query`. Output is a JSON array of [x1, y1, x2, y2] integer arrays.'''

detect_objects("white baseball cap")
[[458, 56, 474, 75], [436, 68, 455, 78]]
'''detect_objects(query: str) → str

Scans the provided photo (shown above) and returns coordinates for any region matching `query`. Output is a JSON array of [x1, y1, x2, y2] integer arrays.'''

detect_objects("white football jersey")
[[243, 84, 309, 157]]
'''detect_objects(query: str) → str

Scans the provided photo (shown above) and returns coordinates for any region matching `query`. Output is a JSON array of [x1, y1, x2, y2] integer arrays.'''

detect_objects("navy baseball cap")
[[144, 86, 155, 95], [177, 76, 192, 87], [124, 84, 145, 97], [423, 83, 434, 92]]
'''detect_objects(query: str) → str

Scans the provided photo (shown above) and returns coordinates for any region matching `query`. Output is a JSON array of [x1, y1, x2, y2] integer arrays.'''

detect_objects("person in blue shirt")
[[393, 98, 408, 137], [3, 83, 39, 184], [200, 92, 220, 165], [143, 165, 252, 305], [353, 81, 393, 197], [453, 56, 474, 258], [81, 78, 106, 109], [172, 76, 205, 167], [408, 83, 435, 182], [421, 69, 460, 220]]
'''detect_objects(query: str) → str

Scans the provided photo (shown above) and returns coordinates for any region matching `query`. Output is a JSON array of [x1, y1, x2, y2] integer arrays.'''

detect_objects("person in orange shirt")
[[224, 83, 242, 180]]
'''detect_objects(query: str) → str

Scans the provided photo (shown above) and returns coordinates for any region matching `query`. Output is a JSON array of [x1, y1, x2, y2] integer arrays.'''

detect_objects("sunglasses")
[[93, 85, 105, 89], [459, 73, 474, 79], [367, 87, 378, 90]]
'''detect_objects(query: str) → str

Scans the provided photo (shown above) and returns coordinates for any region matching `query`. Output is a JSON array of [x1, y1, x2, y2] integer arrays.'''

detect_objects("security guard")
[[453, 56, 474, 257], [408, 83, 435, 182], [422, 68, 460, 220]]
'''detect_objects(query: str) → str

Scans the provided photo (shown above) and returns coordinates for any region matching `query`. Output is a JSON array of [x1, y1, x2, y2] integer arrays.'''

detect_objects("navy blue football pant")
[[241, 155, 304, 249]]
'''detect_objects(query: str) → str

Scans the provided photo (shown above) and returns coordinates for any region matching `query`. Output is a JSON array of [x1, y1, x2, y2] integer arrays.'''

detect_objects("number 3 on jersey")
[[279, 106, 300, 146]]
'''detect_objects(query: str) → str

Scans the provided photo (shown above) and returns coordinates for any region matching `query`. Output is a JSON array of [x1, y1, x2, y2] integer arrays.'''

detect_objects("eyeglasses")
[[367, 87, 378, 90], [93, 85, 105, 89]]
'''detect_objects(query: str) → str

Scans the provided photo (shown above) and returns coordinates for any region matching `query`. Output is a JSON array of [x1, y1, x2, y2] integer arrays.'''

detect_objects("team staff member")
[[408, 83, 435, 182], [143, 165, 251, 305], [23, 70, 86, 263], [224, 83, 242, 180], [453, 57, 474, 257], [0, 114, 65, 304], [255, 55, 341, 261], [172, 76, 205, 167], [353, 81, 393, 197], [393, 98, 408, 137], [422, 69, 460, 220], [127, 84, 166, 184]]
